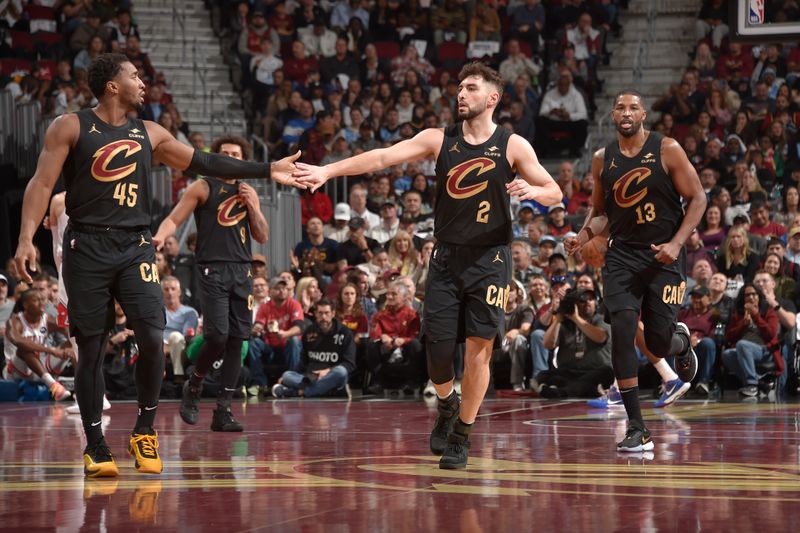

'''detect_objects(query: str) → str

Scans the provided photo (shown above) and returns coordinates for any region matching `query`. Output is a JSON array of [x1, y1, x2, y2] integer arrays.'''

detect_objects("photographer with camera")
[[537, 287, 614, 398]]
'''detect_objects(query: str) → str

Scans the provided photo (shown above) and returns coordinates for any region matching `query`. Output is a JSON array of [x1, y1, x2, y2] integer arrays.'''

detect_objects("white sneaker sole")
[[66, 396, 111, 414], [617, 440, 655, 452]]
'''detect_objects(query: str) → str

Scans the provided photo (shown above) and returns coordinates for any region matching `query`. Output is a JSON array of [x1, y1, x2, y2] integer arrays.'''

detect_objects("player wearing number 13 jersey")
[[14, 54, 302, 479], [293, 62, 561, 470], [565, 90, 707, 453]]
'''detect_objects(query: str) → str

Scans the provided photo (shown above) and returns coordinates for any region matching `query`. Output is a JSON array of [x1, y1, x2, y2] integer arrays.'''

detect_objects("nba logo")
[[749, 0, 764, 24]]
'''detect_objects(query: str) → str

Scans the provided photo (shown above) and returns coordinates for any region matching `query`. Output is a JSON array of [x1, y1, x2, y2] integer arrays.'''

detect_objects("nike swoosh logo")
[[91, 420, 102, 427], [224, 388, 237, 392], [144, 405, 158, 411]]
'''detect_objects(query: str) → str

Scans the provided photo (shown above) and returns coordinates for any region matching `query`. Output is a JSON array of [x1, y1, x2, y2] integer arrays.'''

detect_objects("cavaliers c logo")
[[217, 196, 247, 227], [612, 167, 651, 208], [446, 157, 495, 199], [91, 140, 142, 182]]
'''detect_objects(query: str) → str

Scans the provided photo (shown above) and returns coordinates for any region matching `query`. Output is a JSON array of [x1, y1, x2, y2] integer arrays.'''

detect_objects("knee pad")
[[610, 310, 640, 380], [426, 339, 456, 384]]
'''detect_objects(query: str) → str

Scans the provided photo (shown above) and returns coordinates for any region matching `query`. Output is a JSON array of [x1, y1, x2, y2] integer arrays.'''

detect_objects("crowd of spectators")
[[2, 0, 800, 402]]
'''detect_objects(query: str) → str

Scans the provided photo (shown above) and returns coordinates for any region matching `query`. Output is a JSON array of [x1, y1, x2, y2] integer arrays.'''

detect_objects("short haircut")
[[458, 61, 504, 99], [88, 53, 130, 99], [613, 89, 645, 107], [161, 275, 180, 287], [210, 134, 252, 160], [316, 298, 334, 310]]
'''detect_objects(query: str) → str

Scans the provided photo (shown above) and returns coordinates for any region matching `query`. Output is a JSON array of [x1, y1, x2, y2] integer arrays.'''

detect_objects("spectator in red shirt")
[[677, 286, 718, 397], [567, 171, 593, 216], [366, 281, 423, 394], [247, 277, 305, 390], [546, 203, 573, 237], [283, 40, 320, 84], [749, 200, 786, 239], [300, 188, 333, 225]]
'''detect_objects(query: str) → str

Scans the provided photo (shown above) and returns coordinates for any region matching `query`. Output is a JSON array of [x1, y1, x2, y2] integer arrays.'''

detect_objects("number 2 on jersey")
[[113, 182, 138, 207], [476, 200, 491, 223], [635, 202, 655, 224]]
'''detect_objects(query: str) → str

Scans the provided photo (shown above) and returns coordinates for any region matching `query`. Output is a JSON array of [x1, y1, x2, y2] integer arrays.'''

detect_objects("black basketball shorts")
[[197, 262, 254, 340], [62, 225, 166, 337], [601, 239, 686, 334], [423, 242, 511, 343]]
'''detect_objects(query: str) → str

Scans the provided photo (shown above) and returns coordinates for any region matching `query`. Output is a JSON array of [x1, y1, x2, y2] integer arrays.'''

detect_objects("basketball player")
[[46, 192, 112, 414], [14, 53, 301, 478], [4, 289, 74, 398], [154, 134, 267, 432], [295, 62, 561, 469], [565, 90, 706, 452]]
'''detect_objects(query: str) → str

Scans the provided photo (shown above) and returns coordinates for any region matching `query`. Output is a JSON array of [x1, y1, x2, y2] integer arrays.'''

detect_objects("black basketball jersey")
[[433, 124, 514, 246], [194, 177, 252, 263], [63, 109, 153, 227], [602, 131, 683, 247]]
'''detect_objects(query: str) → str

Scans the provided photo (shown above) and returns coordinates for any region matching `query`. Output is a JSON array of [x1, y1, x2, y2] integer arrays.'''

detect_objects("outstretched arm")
[[294, 128, 443, 192], [145, 121, 302, 186], [15, 114, 79, 283], [153, 179, 209, 249], [505, 134, 562, 205]]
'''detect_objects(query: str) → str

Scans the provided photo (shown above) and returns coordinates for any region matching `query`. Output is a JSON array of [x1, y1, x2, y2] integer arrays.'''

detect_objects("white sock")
[[436, 384, 454, 400], [41, 373, 56, 387], [654, 358, 679, 383]]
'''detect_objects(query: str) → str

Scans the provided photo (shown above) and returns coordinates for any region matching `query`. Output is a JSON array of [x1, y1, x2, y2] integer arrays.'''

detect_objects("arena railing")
[[0, 89, 13, 164]]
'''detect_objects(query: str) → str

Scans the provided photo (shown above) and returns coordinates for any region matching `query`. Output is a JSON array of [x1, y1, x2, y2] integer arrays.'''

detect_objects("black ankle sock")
[[453, 418, 473, 438], [83, 421, 104, 447], [619, 386, 644, 426], [135, 404, 157, 433]]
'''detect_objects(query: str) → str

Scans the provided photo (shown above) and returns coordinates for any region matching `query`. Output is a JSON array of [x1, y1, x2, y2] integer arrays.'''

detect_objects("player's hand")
[[294, 162, 331, 193], [564, 233, 586, 256], [152, 233, 166, 251], [506, 178, 539, 201], [14, 239, 38, 284], [650, 242, 681, 264], [239, 182, 260, 213], [271, 151, 304, 188]]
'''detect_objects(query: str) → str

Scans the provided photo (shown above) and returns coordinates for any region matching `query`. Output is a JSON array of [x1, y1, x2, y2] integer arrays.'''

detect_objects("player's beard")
[[458, 101, 486, 121], [616, 119, 642, 137]]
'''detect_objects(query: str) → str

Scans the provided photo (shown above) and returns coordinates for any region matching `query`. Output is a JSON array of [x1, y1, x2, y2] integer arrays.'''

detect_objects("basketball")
[[580, 235, 608, 268]]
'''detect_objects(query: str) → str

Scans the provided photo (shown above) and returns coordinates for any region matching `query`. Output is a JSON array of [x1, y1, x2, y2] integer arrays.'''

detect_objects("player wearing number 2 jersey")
[[14, 54, 302, 478], [294, 62, 561, 470]]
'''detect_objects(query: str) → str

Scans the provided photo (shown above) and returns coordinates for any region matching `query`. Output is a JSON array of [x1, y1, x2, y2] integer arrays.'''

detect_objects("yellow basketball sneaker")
[[128, 432, 163, 474], [83, 438, 119, 478]]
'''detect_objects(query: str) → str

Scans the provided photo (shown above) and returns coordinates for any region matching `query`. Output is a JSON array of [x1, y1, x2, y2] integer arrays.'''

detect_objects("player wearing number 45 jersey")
[[14, 54, 302, 478], [154, 135, 269, 433], [565, 90, 706, 452], [295, 62, 561, 469]]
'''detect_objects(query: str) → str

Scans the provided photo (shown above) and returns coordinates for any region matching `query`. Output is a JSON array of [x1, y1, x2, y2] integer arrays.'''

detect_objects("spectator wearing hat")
[[535, 235, 558, 270], [493, 280, 533, 391], [238, 8, 280, 57], [337, 217, 379, 266], [248, 277, 305, 391], [513, 203, 536, 238], [546, 202, 572, 238], [677, 285, 718, 396], [251, 254, 268, 279], [294, 217, 339, 277], [538, 287, 613, 398], [368, 201, 400, 244], [785, 227, 800, 266], [325, 203, 352, 242]]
